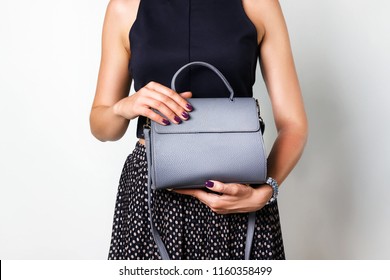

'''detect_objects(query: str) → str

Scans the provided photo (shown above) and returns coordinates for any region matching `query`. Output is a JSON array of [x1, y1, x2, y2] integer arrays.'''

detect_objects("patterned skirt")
[[108, 141, 285, 260]]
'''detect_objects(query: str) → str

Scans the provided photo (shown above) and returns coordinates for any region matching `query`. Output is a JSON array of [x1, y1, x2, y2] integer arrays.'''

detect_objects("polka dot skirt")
[[108, 141, 285, 260]]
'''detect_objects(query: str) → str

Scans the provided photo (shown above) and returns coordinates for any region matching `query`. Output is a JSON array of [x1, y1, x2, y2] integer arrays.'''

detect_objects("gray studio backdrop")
[[0, 0, 389, 259]]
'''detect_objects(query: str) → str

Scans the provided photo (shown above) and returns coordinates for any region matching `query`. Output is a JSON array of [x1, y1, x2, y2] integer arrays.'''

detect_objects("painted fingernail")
[[186, 103, 193, 111], [162, 119, 170, 125], [181, 111, 190, 119], [174, 116, 182, 124], [205, 180, 214, 188]]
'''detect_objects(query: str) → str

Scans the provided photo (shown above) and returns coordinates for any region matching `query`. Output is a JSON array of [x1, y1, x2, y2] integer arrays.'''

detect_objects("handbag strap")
[[144, 127, 256, 260], [246, 212, 256, 260], [170, 61, 235, 101], [144, 127, 171, 259]]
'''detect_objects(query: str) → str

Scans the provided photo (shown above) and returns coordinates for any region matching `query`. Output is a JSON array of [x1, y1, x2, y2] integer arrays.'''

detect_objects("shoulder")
[[243, 0, 283, 16], [104, 0, 141, 54], [105, 0, 139, 26], [106, 0, 138, 16], [243, 0, 287, 43]]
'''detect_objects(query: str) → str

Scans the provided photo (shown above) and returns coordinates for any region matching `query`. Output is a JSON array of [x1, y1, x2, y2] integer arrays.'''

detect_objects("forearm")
[[89, 103, 130, 142], [266, 124, 308, 186]]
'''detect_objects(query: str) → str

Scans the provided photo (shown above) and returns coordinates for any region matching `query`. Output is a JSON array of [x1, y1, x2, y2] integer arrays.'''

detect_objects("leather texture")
[[154, 98, 260, 134], [149, 63, 267, 189], [150, 112, 266, 189], [144, 61, 267, 260]]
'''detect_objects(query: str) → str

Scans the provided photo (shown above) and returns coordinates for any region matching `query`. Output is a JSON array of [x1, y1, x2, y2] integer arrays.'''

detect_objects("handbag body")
[[143, 61, 267, 260], [147, 98, 266, 189]]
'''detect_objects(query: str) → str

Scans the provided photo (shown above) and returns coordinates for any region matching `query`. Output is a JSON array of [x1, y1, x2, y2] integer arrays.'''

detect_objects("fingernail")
[[174, 116, 182, 124], [186, 103, 193, 111], [205, 180, 214, 188], [181, 111, 190, 119], [162, 119, 170, 125]]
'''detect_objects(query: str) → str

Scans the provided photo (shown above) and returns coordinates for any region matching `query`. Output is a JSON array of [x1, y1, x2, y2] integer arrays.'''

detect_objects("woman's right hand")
[[113, 81, 193, 125]]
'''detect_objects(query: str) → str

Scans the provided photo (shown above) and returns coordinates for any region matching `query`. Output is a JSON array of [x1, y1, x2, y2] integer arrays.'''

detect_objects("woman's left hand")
[[172, 180, 273, 214]]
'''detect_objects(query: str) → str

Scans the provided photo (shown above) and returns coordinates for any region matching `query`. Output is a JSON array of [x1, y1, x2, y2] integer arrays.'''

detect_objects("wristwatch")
[[265, 177, 279, 205]]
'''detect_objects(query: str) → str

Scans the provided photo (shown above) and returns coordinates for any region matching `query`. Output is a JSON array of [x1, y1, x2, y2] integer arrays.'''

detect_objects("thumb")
[[179, 91, 192, 99]]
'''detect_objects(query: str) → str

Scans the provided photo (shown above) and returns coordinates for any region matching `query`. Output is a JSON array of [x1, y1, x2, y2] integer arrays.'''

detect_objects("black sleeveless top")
[[129, 0, 260, 139]]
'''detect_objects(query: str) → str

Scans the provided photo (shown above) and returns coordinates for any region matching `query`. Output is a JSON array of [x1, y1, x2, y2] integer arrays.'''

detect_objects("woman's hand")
[[173, 180, 274, 214], [113, 81, 193, 125]]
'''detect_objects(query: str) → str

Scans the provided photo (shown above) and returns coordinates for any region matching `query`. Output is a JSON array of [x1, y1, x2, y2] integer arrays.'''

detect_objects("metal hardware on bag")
[[259, 115, 264, 124], [143, 117, 151, 129], [255, 99, 261, 119], [255, 99, 265, 134]]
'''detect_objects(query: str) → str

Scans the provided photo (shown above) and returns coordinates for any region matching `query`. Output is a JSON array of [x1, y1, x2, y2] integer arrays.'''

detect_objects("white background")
[[0, 0, 389, 259]]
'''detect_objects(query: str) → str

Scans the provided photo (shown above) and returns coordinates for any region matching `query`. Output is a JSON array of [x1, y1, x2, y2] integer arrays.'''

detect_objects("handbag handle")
[[170, 61, 235, 101]]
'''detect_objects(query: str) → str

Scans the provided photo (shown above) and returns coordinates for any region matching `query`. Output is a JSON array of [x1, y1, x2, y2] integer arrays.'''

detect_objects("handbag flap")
[[152, 97, 260, 134]]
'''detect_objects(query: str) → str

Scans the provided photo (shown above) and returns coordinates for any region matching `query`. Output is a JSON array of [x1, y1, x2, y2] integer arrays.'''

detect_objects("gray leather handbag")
[[143, 61, 267, 260]]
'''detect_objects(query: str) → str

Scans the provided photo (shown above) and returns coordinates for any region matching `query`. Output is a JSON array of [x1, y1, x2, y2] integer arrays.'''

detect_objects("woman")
[[90, 0, 307, 260]]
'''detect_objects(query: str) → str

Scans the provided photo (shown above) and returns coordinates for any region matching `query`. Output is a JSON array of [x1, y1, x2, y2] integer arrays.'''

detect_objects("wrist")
[[264, 177, 279, 205], [252, 183, 273, 206]]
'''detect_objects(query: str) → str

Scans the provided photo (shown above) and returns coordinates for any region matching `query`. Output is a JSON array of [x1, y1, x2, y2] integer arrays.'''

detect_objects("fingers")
[[141, 81, 193, 125], [114, 81, 193, 122], [173, 188, 223, 212], [204, 180, 247, 196], [141, 104, 172, 126], [146, 90, 190, 124], [179, 91, 192, 99], [145, 81, 193, 110], [173, 181, 254, 214], [172, 188, 202, 197]]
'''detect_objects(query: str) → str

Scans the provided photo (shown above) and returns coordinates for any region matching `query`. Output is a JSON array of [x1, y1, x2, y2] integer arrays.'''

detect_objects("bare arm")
[[90, 0, 193, 142], [89, 0, 135, 142], [256, 0, 308, 186]]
